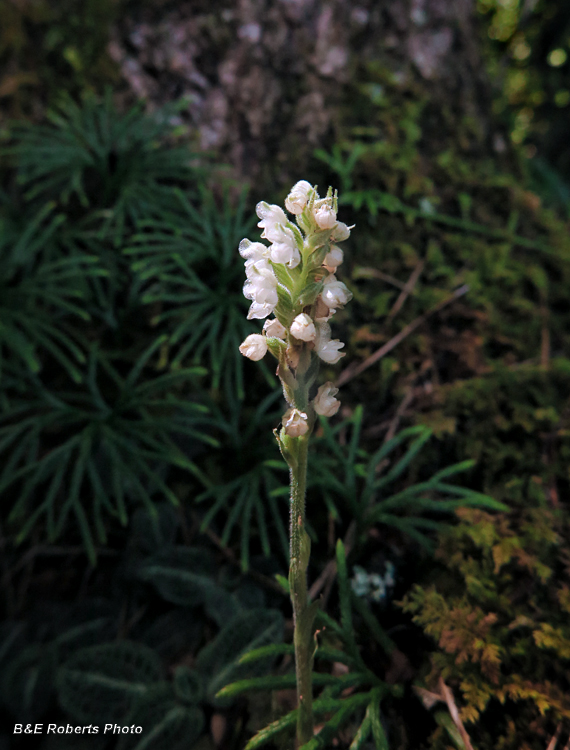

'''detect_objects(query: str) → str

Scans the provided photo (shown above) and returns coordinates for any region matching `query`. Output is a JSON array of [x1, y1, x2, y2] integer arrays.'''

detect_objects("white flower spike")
[[243, 260, 278, 320], [330, 222, 351, 242], [239, 181, 352, 399], [239, 239, 270, 262], [237, 181, 354, 745]]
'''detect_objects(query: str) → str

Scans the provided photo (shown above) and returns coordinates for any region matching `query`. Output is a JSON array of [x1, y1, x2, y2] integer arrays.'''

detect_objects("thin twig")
[[546, 723, 563, 750], [190, 511, 285, 594], [384, 386, 416, 444], [352, 267, 411, 291], [540, 301, 550, 369], [336, 284, 469, 388], [387, 260, 424, 319], [438, 676, 475, 750]]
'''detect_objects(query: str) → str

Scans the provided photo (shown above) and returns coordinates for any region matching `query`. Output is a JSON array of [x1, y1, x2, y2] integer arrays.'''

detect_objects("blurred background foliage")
[[1, 1, 570, 749]]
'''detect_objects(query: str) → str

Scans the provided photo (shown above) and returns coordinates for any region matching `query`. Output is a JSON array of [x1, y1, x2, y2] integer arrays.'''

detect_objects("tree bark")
[[110, 0, 507, 192]]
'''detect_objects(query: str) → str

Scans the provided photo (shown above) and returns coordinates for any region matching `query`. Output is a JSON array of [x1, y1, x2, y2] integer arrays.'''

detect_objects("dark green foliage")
[[0, 200, 105, 380], [118, 691, 205, 750], [125, 182, 260, 398], [0, 94, 222, 560], [195, 391, 290, 570], [1, 348, 212, 563], [57, 641, 163, 723], [197, 608, 284, 706], [196, 401, 504, 573], [0, 512, 283, 749], [218, 540, 398, 750], [309, 407, 506, 552], [5, 90, 201, 243], [0, 0, 121, 118], [1, 642, 58, 723], [136, 545, 244, 626]]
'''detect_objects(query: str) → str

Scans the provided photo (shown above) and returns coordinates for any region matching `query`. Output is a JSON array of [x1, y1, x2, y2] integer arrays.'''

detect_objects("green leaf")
[[217, 671, 370, 700], [244, 706, 298, 750], [349, 710, 372, 750], [336, 540, 358, 656], [374, 428, 432, 489], [297, 281, 324, 307], [299, 692, 373, 750], [173, 666, 202, 705], [369, 689, 389, 750], [1, 644, 57, 722], [196, 608, 284, 705], [239, 643, 295, 665], [118, 687, 205, 750], [434, 710, 469, 750], [56, 641, 163, 724], [137, 546, 236, 625]]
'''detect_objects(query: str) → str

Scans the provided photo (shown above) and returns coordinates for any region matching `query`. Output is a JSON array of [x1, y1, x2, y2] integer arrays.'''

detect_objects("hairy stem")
[[289, 433, 314, 745]]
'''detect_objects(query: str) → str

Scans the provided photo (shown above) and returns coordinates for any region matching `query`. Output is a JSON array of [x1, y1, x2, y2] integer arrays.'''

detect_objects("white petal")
[[239, 334, 268, 360], [283, 408, 309, 437], [263, 318, 287, 339], [313, 382, 341, 416], [239, 239, 269, 261]]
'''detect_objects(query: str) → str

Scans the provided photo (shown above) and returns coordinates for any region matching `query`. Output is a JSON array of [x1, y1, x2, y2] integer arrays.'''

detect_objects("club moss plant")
[[238, 181, 353, 745]]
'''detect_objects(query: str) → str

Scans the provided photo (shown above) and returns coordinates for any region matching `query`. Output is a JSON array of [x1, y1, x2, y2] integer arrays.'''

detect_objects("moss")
[[0, 0, 121, 120], [400, 505, 570, 748]]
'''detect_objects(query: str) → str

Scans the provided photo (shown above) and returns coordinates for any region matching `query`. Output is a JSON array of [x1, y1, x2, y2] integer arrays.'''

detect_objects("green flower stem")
[[288, 432, 314, 745]]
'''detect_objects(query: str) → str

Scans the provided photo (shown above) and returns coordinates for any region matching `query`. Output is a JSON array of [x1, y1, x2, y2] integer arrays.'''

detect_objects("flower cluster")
[[238, 182, 352, 437]]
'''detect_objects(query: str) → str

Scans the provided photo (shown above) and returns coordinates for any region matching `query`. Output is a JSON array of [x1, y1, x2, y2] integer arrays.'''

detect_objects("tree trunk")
[[110, 0, 509, 192]]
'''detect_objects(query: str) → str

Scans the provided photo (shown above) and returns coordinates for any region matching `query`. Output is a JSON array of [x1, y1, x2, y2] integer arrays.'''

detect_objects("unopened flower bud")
[[285, 180, 313, 214], [313, 382, 341, 417], [323, 246, 343, 273], [322, 274, 352, 309], [290, 313, 316, 342], [239, 334, 268, 361], [283, 408, 309, 437], [263, 318, 287, 339], [314, 204, 337, 230]]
